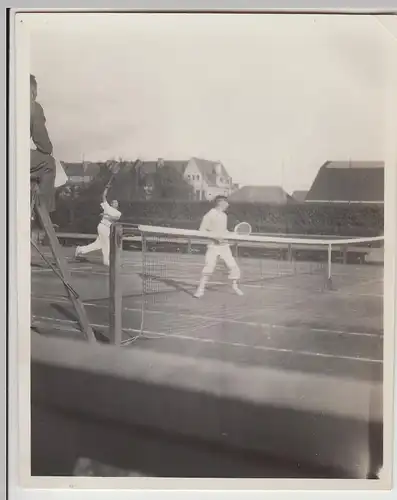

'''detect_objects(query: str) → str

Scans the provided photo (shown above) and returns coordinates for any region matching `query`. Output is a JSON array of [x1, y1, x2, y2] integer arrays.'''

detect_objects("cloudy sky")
[[27, 13, 396, 192]]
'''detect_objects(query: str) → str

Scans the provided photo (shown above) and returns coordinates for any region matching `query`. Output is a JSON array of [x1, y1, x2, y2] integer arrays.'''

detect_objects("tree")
[[155, 164, 193, 199]]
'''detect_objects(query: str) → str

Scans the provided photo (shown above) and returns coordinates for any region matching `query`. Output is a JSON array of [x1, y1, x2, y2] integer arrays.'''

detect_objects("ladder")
[[31, 182, 96, 343]]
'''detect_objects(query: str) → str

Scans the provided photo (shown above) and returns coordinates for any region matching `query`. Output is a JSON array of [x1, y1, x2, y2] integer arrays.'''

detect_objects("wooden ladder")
[[31, 183, 96, 343]]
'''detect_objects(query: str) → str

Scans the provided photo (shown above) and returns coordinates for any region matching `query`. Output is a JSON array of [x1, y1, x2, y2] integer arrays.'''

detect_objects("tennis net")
[[107, 223, 383, 346]]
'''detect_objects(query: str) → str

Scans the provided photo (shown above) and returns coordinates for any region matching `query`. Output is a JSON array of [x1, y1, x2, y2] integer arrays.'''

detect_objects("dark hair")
[[30, 74, 37, 87], [214, 195, 228, 204]]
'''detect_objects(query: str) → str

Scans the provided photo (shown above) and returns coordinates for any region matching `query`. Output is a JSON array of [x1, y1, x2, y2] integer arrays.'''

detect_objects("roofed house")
[[229, 185, 293, 204], [122, 157, 234, 200], [183, 157, 233, 200], [306, 161, 384, 203]]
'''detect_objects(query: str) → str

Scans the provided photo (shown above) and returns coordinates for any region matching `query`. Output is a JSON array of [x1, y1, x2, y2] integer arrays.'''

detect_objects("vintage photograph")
[[22, 11, 393, 484]]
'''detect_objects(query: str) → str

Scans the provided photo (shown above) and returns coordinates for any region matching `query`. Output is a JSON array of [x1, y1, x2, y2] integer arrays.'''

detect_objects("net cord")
[[136, 224, 384, 246]]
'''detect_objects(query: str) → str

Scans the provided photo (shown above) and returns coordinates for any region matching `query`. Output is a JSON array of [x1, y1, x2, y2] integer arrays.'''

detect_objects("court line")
[[31, 296, 383, 339], [32, 266, 93, 273], [34, 252, 383, 278], [31, 270, 384, 297], [32, 261, 383, 297], [139, 277, 383, 297], [124, 307, 383, 339], [338, 277, 383, 291], [31, 315, 383, 364]]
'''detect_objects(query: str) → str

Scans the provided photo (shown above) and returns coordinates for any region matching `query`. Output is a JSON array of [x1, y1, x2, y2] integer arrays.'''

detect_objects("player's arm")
[[102, 186, 109, 204], [199, 213, 211, 232], [199, 213, 218, 243]]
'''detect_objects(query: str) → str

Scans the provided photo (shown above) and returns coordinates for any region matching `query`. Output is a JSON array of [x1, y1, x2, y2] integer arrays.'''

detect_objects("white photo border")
[[7, 3, 397, 500]]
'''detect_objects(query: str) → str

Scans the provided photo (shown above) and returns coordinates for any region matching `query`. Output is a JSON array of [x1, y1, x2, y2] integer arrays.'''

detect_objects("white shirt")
[[100, 201, 121, 227], [199, 208, 228, 245]]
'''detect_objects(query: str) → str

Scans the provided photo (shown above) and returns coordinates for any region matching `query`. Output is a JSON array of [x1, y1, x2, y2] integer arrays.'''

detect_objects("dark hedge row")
[[52, 199, 384, 237]]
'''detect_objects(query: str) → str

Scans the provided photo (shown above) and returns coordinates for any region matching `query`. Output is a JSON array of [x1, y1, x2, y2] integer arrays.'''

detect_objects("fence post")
[[109, 223, 123, 346], [287, 244, 292, 262], [342, 245, 348, 265]]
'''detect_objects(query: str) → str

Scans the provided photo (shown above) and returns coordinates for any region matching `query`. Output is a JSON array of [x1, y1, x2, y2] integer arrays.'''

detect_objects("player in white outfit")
[[194, 195, 243, 298], [75, 187, 121, 266]]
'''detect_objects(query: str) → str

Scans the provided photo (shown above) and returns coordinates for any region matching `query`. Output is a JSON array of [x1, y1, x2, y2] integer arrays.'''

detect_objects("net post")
[[326, 243, 333, 290], [109, 223, 123, 346], [140, 230, 148, 335]]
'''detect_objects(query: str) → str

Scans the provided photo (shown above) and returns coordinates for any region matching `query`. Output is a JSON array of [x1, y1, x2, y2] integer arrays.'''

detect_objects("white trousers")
[[78, 222, 110, 266], [202, 244, 240, 280]]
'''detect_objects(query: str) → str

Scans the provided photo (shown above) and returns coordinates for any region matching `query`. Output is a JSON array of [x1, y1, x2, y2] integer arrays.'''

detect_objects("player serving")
[[75, 186, 121, 267], [194, 195, 243, 298]]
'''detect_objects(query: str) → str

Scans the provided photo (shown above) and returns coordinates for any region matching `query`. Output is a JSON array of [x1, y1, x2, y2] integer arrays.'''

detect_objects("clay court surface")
[[31, 246, 383, 384]]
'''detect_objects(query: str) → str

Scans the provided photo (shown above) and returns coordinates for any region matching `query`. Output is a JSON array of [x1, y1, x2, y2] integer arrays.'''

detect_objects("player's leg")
[[220, 245, 243, 296], [194, 245, 218, 298], [98, 223, 111, 266], [75, 224, 103, 258]]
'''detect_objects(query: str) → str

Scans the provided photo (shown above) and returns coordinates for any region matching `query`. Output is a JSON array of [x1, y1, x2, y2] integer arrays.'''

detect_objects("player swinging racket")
[[194, 195, 244, 298], [75, 186, 121, 267]]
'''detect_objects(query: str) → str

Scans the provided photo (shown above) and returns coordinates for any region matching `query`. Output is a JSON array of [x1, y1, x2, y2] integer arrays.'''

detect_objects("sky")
[[27, 13, 397, 192]]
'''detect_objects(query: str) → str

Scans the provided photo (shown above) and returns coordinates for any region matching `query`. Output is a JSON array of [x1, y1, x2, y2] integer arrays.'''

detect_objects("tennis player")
[[194, 195, 243, 298], [75, 187, 121, 266]]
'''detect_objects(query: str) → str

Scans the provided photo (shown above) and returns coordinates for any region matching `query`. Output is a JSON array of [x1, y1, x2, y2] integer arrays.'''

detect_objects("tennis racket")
[[105, 162, 121, 190], [234, 221, 252, 236]]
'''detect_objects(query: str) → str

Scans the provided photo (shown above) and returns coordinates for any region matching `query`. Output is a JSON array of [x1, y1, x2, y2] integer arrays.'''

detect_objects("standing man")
[[194, 195, 243, 298]]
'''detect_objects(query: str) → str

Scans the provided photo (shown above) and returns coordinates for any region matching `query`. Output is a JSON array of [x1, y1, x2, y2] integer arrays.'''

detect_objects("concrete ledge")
[[31, 333, 383, 478]]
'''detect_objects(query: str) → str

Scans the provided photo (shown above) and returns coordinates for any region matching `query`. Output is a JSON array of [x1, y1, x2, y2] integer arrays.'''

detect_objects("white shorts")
[[202, 244, 240, 280]]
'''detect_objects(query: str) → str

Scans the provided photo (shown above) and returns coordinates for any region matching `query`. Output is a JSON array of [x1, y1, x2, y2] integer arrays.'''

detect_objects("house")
[[138, 158, 234, 201], [62, 162, 100, 184], [305, 161, 384, 203], [229, 185, 293, 204], [183, 157, 234, 200], [292, 190, 308, 202]]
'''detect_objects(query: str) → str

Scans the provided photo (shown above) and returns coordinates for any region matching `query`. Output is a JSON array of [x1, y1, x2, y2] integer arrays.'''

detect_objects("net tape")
[[133, 224, 384, 247]]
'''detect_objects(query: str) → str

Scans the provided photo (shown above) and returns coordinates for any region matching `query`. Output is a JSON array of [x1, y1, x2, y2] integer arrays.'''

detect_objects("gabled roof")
[[190, 157, 230, 187], [139, 160, 189, 176], [323, 161, 384, 169], [306, 161, 384, 202], [229, 185, 292, 204]]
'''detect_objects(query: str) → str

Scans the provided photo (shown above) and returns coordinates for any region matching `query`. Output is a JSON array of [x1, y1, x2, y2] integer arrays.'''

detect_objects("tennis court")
[[31, 243, 383, 384]]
